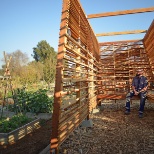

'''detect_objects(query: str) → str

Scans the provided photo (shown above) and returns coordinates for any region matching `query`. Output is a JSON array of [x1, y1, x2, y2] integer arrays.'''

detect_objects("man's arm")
[[140, 77, 148, 92], [132, 77, 139, 95], [132, 85, 139, 95]]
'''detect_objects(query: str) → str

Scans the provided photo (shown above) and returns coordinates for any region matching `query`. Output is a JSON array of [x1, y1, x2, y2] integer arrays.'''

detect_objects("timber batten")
[[96, 30, 147, 37], [87, 7, 154, 19]]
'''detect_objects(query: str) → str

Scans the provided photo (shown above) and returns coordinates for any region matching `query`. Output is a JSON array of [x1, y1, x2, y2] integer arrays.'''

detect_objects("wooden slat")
[[96, 30, 147, 37], [58, 109, 88, 146], [87, 7, 154, 19], [99, 39, 142, 46], [97, 94, 126, 99]]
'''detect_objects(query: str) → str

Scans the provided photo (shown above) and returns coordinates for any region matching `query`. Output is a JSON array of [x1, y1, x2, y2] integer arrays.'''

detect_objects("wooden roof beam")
[[87, 7, 154, 19], [96, 30, 147, 37], [99, 39, 143, 46]]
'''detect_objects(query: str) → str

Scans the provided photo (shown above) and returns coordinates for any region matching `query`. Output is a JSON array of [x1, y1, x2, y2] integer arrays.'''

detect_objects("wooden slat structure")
[[98, 39, 154, 100], [87, 7, 154, 19], [50, 0, 99, 153], [51, 1, 154, 153]]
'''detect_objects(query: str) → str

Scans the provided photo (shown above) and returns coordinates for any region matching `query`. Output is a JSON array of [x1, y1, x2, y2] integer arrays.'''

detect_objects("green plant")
[[0, 114, 32, 133], [8, 89, 53, 114], [0, 117, 6, 125]]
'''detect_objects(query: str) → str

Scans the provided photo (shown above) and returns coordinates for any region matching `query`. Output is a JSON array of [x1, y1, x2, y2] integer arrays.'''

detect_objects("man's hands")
[[134, 90, 139, 95], [132, 86, 147, 95], [134, 88, 147, 95]]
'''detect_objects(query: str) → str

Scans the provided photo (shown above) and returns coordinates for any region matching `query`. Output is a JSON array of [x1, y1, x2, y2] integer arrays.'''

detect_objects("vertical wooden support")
[[113, 45, 116, 94], [50, 0, 70, 153], [1, 52, 12, 119], [50, 40, 66, 153]]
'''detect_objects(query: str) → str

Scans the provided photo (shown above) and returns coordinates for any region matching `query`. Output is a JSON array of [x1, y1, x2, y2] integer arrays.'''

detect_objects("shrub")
[[8, 89, 53, 114]]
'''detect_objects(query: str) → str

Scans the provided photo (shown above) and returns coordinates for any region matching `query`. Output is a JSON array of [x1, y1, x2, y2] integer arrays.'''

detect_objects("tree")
[[27, 61, 44, 82], [32, 40, 55, 63], [32, 40, 57, 84], [0, 65, 5, 76], [0, 50, 30, 87], [7, 50, 29, 77], [43, 53, 57, 84]]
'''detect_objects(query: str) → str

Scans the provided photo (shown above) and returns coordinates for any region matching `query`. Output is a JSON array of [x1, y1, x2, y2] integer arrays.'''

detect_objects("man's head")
[[136, 69, 143, 76]]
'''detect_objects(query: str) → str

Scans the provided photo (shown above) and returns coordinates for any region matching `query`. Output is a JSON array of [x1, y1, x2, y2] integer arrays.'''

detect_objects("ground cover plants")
[[0, 114, 32, 133]]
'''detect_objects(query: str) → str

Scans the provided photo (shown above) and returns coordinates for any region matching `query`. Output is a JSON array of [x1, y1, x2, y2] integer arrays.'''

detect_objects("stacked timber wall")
[[98, 39, 154, 99], [50, 0, 100, 153], [143, 20, 154, 76]]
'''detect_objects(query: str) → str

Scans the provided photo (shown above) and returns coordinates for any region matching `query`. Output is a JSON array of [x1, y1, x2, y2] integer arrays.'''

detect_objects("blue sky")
[[0, 0, 154, 68]]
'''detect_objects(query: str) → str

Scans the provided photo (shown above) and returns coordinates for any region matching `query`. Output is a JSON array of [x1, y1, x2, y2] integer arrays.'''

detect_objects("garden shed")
[[50, 0, 154, 153]]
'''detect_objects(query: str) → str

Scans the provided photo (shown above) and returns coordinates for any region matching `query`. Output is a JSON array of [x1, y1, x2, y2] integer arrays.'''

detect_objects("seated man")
[[125, 69, 148, 118]]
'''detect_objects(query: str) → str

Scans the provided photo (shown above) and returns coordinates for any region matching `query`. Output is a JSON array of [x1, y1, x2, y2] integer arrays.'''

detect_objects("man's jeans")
[[125, 91, 147, 113]]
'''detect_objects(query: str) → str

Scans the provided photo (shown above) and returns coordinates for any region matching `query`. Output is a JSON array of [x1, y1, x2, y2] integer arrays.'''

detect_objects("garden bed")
[[0, 118, 41, 145]]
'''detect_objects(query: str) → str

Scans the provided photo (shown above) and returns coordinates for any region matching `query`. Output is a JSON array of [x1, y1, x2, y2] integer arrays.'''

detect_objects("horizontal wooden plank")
[[96, 30, 147, 37], [87, 7, 154, 19], [97, 94, 126, 99], [99, 39, 142, 46]]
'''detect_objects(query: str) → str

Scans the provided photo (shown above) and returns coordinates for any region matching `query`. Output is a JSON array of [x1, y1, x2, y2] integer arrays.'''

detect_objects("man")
[[125, 69, 148, 118]]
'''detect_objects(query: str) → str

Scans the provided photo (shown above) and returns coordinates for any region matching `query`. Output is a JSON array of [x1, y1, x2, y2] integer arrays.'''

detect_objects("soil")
[[59, 108, 154, 154], [0, 101, 154, 154]]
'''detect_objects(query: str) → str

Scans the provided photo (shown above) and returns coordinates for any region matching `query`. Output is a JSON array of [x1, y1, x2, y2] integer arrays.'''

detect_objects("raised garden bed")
[[0, 118, 41, 145], [1, 110, 52, 120]]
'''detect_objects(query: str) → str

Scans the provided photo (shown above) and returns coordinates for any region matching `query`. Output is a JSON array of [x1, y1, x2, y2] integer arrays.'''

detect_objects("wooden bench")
[[97, 93, 154, 105], [147, 94, 154, 103], [97, 94, 126, 105]]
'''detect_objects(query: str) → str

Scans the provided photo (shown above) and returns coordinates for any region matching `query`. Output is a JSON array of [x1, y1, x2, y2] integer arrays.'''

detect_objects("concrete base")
[[80, 119, 93, 128], [98, 104, 104, 111], [92, 108, 100, 114]]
